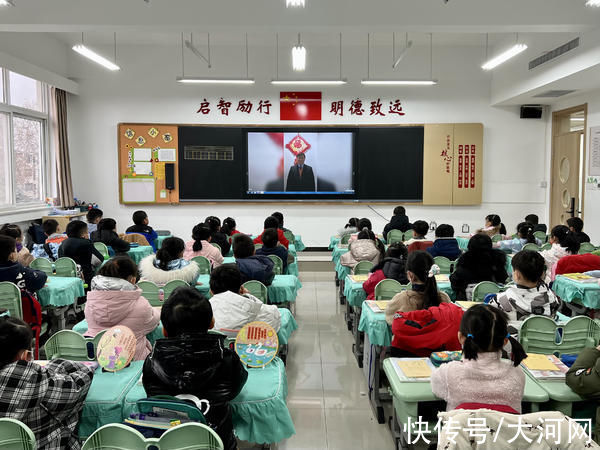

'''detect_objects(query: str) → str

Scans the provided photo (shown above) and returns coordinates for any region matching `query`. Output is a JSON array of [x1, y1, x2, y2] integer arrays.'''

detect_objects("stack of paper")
[[349, 274, 369, 283], [391, 358, 435, 382], [435, 274, 450, 283], [366, 300, 389, 313], [455, 301, 481, 310], [521, 354, 569, 381], [562, 273, 598, 283]]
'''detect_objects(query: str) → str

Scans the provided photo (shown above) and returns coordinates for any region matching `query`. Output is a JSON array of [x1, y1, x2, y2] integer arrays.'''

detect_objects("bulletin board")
[[118, 123, 179, 204]]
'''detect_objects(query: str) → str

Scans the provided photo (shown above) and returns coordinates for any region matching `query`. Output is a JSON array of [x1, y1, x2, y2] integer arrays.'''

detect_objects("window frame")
[[0, 67, 51, 214]]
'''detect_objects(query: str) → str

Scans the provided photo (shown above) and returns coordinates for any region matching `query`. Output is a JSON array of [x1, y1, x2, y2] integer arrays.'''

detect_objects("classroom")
[[1, 1, 600, 449]]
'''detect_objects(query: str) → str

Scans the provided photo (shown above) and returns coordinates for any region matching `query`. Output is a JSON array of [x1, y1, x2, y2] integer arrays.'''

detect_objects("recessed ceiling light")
[[286, 0, 305, 7]]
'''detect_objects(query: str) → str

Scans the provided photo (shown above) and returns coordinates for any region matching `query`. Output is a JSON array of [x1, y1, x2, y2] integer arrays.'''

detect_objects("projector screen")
[[247, 131, 355, 196]]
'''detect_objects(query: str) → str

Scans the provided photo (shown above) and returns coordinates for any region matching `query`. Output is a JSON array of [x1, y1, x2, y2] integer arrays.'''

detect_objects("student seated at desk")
[[139, 237, 200, 286], [383, 206, 412, 241], [0, 235, 47, 293], [143, 287, 247, 450], [450, 234, 508, 300], [183, 223, 224, 268], [489, 250, 560, 322], [255, 228, 292, 272], [221, 217, 242, 237], [0, 224, 34, 267], [253, 216, 289, 249], [58, 221, 104, 286], [539, 225, 580, 284], [205, 216, 231, 256], [338, 217, 359, 238], [90, 218, 130, 255], [475, 214, 506, 238], [86, 256, 160, 360], [126, 210, 159, 251], [86, 208, 103, 235], [0, 317, 94, 450], [31, 219, 66, 261], [525, 213, 547, 234], [567, 217, 591, 244], [271, 211, 293, 237], [566, 343, 600, 403], [233, 234, 275, 286], [363, 242, 409, 300], [385, 251, 450, 325], [404, 220, 433, 253], [426, 224, 462, 260], [431, 304, 527, 413], [340, 228, 385, 269], [209, 264, 280, 333], [493, 222, 537, 253], [348, 218, 373, 242]]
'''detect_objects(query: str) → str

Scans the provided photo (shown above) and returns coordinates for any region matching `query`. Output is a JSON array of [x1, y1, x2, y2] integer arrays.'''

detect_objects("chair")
[[519, 315, 600, 356], [340, 234, 351, 245], [540, 243, 552, 251], [522, 243, 541, 252], [353, 260, 374, 275], [30, 257, 54, 276], [472, 281, 501, 302], [138, 280, 162, 307], [163, 280, 189, 301], [191, 256, 212, 275], [211, 243, 222, 253], [433, 256, 455, 274], [491, 234, 503, 243], [54, 257, 78, 277], [0, 418, 36, 450], [159, 422, 224, 449], [402, 230, 414, 241], [44, 329, 106, 361], [533, 231, 547, 244], [254, 243, 263, 251], [93, 242, 110, 260], [243, 280, 268, 303], [387, 229, 404, 245], [267, 255, 284, 275], [123, 233, 150, 246], [374, 279, 408, 300], [579, 242, 597, 254], [0, 282, 22, 319]]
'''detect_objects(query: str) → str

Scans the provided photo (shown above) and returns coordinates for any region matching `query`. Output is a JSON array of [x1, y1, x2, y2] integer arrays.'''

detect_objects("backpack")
[[21, 290, 44, 359], [391, 302, 464, 357], [26, 222, 46, 249]]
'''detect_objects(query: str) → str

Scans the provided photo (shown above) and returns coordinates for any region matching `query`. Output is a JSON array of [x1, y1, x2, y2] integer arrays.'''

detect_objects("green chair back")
[[491, 234, 503, 243], [374, 279, 408, 300], [402, 230, 414, 241], [353, 260, 374, 275], [340, 234, 351, 245], [82, 423, 149, 450], [163, 280, 189, 301], [0, 282, 22, 319], [54, 257, 78, 277], [522, 243, 541, 252], [93, 242, 110, 260], [472, 281, 501, 302], [254, 243, 263, 251], [138, 280, 162, 307], [211, 243, 222, 253], [191, 256, 212, 275], [0, 418, 36, 450], [433, 256, 455, 275], [44, 329, 106, 361], [267, 255, 284, 275], [519, 316, 600, 357], [30, 257, 54, 276], [242, 280, 268, 304], [159, 422, 224, 449], [283, 230, 295, 244], [533, 231, 547, 244], [540, 243, 552, 251], [579, 242, 596, 254], [387, 229, 404, 245]]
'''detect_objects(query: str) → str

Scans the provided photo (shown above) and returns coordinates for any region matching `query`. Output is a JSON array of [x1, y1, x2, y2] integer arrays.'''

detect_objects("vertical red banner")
[[463, 144, 469, 189], [470, 145, 476, 188], [458, 145, 463, 188]]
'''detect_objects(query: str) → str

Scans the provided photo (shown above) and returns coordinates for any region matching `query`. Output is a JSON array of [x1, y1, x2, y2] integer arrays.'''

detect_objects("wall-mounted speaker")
[[165, 163, 175, 190], [520, 105, 543, 119]]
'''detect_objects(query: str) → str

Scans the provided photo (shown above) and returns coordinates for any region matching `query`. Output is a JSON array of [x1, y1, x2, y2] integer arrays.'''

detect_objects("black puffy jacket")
[[143, 332, 247, 450], [370, 257, 409, 285], [90, 230, 131, 254], [210, 232, 231, 256], [383, 214, 412, 239]]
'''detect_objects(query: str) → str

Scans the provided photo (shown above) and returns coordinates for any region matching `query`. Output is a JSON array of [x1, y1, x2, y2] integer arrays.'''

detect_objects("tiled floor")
[[276, 271, 394, 450]]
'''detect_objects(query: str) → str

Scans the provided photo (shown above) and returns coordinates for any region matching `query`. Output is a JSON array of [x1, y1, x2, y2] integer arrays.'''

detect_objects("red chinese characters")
[[258, 100, 272, 115], [330, 101, 344, 116], [441, 135, 452, 174], [196, 98, 210, 114], [349, 99, 365, 116], [369, 98, 385, 116], [217, 98, 232, 116], [237, 100, 253, 114], [389, 99, 405, 116]]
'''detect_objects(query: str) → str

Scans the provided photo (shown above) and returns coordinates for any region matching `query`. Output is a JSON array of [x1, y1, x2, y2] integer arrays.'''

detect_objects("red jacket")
[[407, 240, 434, 253], [254, 229, 289, 249], [555, 254, 600, 276], [362, 270, 385, 300]]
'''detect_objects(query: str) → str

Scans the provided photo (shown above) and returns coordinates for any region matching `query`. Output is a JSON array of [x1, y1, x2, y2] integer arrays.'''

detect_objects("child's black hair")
[[0, 224, 22, 240], [385, 242, 408, 260], [233, 234, 255, 259], [567, 217, 584, 233], [435, 224, 454, 238], [263, 216, 279, 230], [87, 208, 103, 223], [357, 218, 372, 231], [412, 220, 429, 238], [191, 223, 212, 252], [393, 206, 406, 216], [221, 217, 237, 236], [406, 251, 441, 308], [98, 255, 138, 281], [132, 210, 148, 226], [516, 221, 536, 244], [204, 216, 221, 233], [0, 235, 16, 262], [486, 214, 507, 235], [262, 228, 279, 248], [156, 237, 185, 270], [161, 287, 213, 336], [551, 225, 580, 254], [524, 214, 539, 226], [511, 250, 545, 284], [460, 304, 527, 367], [210, 264, 242, 295], [43, 219, 59, 236], [271, 212, 284, 228], [0, 317, 33, 369], [345, 218, 359, 229], [65, 220, 88, 238], [97, 218, 117, 233]]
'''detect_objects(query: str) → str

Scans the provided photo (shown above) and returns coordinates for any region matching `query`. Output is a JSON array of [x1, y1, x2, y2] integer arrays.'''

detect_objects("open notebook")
[[366, 300, 389, 313], [521, 354, 569, 381], [390, 358, 436, 382]]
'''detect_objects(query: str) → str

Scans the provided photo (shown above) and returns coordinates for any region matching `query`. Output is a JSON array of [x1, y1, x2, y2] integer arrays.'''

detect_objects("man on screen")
[[286, 152, 316, 192]]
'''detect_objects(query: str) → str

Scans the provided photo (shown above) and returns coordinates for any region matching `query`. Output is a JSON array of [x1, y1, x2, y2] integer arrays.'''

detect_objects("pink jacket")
[[85, 275, 161, 360], [183, 240, 224, 267]]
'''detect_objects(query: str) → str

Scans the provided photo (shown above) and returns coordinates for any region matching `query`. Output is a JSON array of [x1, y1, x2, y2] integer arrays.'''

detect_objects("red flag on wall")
[[280, 92, 322, 121]]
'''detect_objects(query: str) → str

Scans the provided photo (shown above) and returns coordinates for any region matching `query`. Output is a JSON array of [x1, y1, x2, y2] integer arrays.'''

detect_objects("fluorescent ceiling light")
[[586, 0, 600, 6], [176, 77, 255, 84], [286, 0, 305, 7], [0, 0, 14, 6], [271, 79, 346, 85], [361, 79, 437, 85], [481, 43, 527, 70], [292, 45, 306, 71], [72, 44, 120, 71]]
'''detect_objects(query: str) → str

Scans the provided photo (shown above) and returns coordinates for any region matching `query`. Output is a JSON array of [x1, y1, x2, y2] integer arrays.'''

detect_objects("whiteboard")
[[122, 178, 156, 203]]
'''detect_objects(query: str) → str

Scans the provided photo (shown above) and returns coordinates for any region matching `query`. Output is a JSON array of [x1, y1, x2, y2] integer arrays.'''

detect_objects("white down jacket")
[[209, 290, 281, 334], [340, 239, 382, 269]]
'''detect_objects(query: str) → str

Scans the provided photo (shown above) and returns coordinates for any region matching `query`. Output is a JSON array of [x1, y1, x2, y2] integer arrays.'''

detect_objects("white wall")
[[64, 39, 549, 246]]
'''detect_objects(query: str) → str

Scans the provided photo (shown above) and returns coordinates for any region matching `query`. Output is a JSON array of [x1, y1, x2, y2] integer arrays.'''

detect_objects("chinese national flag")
[[280, 92, 322, 121]]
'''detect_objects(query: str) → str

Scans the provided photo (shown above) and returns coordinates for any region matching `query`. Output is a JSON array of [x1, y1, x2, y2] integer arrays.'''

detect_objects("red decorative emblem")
[[285, 134, 311, 156]]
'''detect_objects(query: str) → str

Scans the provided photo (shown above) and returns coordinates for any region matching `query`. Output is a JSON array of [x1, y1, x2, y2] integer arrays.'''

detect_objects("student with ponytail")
[[476, 214, 506, 237], [183, 223, 224, 268], [493, 222, 538, 253], [340, 228, 384, 269], [431, 304, 527, 413], [539, 225, 580, 284], [385, 251, 450, 325], [139, 237, 200, 286]]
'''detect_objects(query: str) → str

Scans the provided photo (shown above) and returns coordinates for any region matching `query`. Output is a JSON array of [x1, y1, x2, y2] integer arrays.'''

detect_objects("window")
[[0, 68, 49, 209]]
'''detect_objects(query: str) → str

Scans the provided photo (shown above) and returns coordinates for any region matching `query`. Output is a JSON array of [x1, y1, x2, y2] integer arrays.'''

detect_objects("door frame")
[[550, 103, 587, 226]]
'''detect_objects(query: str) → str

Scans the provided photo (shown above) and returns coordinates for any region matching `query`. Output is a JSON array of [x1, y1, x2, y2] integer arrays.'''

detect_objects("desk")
[[38, 276, 84, 307], [294, 235, 306, 252], [456, 236, 470, 251], [525, 372, 584, 416], [155, 235, 172, 250], [552, 275, 600, 309], [329, 236, 341, 250], [195, 274, 302, 305], [331, 245, 349, 265], [122, 357, 295, 445], [127, 246, 154, 265]]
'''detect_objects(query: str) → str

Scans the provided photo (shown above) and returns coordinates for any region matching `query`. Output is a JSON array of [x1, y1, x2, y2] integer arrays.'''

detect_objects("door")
[[550, 132, 581, 228]]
